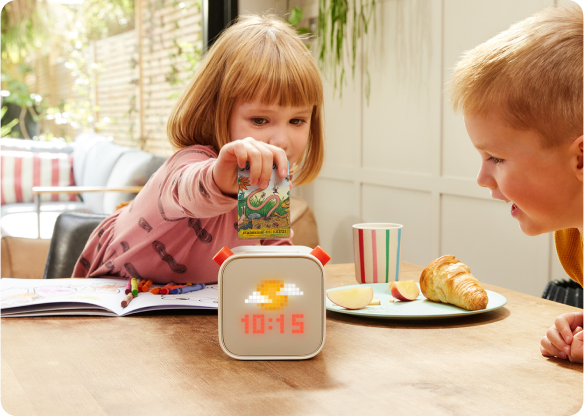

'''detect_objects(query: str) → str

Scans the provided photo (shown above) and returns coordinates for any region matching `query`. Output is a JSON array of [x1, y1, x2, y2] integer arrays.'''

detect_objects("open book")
[[1, 277, 218, 317]]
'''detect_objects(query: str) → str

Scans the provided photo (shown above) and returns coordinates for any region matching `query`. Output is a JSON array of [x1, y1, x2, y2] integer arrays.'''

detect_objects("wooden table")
[[2, 263, 582, 416]]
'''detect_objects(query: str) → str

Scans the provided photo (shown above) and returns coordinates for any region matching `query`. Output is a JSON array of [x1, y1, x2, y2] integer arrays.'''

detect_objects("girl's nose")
[[268, 127, 289, 152]]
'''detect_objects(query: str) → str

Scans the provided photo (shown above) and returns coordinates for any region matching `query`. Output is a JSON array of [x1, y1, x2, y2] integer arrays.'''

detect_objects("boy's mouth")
[[510, 203, 518, 217]]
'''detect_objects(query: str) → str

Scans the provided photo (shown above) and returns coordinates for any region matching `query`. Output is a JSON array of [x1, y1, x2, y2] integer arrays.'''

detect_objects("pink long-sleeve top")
[[72, 145, 292, 283]]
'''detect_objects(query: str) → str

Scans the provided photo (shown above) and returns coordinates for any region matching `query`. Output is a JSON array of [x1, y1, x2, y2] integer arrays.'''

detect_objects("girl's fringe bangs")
[[226, 39, 322, 108]]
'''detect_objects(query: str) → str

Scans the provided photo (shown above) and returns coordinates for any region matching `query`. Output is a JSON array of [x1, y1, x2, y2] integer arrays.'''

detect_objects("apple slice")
[[390, 280, 419, 301], [327, 286, 374, 310], [369, 297, 380, 305]]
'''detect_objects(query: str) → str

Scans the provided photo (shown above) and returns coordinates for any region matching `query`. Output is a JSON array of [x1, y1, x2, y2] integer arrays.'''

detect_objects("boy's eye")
[[251, 118, 268, 126], [290, 119, 306, 125], [488, 156, 504, 164]]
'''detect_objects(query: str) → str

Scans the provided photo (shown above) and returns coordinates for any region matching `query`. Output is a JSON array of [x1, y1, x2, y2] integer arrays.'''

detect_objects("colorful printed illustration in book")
[[79, 282, 123, 294], [1, 281, 125, 308], [237, 161, 291, 240], [1, 287, 42, 308]]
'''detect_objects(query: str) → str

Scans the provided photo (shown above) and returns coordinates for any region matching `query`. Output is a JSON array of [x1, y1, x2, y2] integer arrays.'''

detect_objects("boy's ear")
[[572, 135, 584, 182]]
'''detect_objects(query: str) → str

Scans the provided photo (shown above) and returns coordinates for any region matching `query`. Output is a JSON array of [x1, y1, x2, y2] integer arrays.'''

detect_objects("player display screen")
[[220, 257, 324, 357]]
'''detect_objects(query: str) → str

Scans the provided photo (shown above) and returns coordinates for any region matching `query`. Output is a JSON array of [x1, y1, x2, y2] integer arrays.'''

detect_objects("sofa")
[[1, 135, 167, 239]]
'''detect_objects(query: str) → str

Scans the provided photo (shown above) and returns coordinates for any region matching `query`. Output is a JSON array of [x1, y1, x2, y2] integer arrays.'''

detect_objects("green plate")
[[326, 283, 507, 319]]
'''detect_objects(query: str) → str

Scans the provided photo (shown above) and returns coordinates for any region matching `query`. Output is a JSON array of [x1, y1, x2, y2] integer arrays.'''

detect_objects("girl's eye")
[[488, 156, 504, 164], [251, 118, 268, 126], [290, 119, 306, 126]]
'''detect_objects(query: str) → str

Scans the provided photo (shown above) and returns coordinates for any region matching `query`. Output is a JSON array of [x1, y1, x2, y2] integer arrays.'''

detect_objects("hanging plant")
[[317, 0, 376, 100], [287, 6, 313, 42]]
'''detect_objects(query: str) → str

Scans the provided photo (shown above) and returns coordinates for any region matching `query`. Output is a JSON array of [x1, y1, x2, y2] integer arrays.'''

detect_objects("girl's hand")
[[540, 312, 583, 360], [213, 137, 288, 196]]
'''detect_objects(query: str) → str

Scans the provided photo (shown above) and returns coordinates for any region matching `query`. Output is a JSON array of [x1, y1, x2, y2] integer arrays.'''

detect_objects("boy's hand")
[[569, 328, 583, 363], [213, 137, 288, 196], [540, 312, 583, 360]]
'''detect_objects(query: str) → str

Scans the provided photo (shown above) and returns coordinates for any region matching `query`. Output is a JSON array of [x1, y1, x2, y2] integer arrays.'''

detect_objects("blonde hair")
[[449, 4, 583, 147], [167, 14, 324, 186]]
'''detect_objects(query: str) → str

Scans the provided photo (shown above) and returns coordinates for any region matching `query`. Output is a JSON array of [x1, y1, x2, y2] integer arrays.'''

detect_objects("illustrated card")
[[237, 161, 290, 240]]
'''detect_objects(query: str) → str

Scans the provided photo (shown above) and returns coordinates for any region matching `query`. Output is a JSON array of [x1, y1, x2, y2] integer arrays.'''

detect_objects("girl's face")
[[465, 112, 583, 236], [228, 98, 313, 167]]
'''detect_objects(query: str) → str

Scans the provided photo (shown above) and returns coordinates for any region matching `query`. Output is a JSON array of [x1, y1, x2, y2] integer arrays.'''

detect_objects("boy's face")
[[465, 112, 583, 236]]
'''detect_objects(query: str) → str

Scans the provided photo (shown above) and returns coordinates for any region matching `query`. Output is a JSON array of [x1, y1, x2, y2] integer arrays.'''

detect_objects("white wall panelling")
[[442, 0, 553, 179], [245, 0, 573, 296], [440, 195, 551, 294], [300, 178, 360, 267], [239, 0, 287, 15]]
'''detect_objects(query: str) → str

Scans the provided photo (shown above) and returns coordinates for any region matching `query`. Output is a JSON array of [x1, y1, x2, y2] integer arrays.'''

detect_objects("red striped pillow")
[[1, 151, 78, 204]]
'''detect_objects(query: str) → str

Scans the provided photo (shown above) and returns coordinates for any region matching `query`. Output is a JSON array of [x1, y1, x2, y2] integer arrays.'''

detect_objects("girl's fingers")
[[246, 144, 263, 186], [244, 140, 270, 189], [231, 141, 250, 169], [246, 137, 271, 186], [258, 144, 275, 189], [246, 139, 287, 188], [229, 137, 289, 186], [272, 147, 288, 178], [541, 336, 567, 359], [257, 142, 287, 186]]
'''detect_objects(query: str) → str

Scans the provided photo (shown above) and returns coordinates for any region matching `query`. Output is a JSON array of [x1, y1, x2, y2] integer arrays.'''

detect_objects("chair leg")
[[35, 194, 41, 239]]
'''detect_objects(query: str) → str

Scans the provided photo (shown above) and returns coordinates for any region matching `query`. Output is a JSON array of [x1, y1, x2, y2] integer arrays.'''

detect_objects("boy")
[[449, 4, 583, 362]]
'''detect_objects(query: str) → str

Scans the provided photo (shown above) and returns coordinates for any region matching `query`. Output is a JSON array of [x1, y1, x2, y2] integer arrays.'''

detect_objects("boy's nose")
[[476, 166, 496, 190]]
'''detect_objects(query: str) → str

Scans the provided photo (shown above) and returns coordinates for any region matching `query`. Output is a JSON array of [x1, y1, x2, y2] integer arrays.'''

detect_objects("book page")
[[1, 278, 127, 316], [1, 278, 219, 317]]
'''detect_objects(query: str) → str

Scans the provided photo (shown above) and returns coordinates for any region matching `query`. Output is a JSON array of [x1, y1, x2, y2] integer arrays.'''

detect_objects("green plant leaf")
[[1, 108, 19, 138], [288, 6, 303, 27]]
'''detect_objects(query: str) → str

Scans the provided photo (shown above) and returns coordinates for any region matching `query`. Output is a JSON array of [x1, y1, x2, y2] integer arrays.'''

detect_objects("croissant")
[[420, 255, 488, 311]]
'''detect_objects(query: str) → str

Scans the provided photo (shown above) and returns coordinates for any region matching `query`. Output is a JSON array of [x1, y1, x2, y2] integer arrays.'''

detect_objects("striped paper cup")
[[353, 223, 403, 284]]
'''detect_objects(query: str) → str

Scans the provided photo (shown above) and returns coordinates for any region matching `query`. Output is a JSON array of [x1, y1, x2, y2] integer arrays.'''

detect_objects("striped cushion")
[[1, 151, 78, 204]]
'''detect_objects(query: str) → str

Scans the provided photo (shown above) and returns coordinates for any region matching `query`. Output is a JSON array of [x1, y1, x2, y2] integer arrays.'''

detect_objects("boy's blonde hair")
[[449, 5, 583, 147], [167, 14, 324, 186]]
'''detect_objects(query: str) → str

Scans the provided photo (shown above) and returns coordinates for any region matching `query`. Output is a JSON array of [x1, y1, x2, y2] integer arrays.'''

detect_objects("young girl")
[[72, 14, 324, 284]]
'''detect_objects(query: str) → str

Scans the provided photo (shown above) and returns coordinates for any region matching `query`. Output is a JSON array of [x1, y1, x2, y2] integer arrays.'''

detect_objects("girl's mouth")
[[510, 203, 518, 217]]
